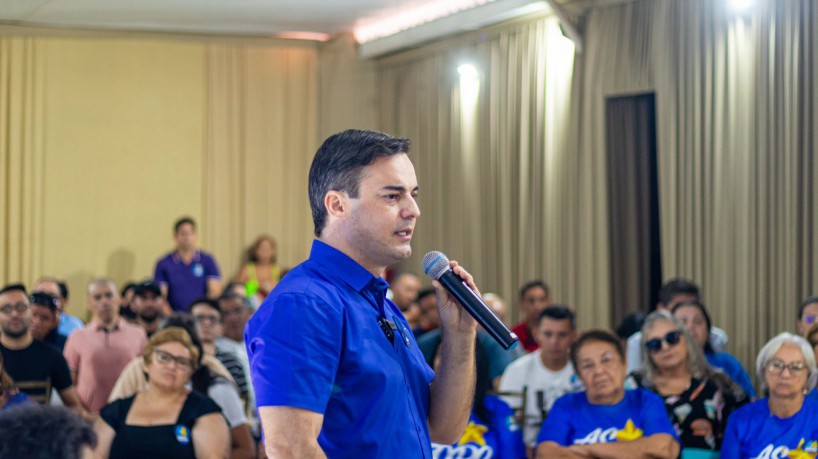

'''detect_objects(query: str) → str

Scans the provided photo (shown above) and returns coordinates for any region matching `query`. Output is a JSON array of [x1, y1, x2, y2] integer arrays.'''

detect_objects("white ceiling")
[[0, 0, 564, 38]]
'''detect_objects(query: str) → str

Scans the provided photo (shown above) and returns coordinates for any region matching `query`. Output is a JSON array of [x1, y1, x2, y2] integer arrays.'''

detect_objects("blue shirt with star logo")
[[432, 394, 527, 459], [537, 389, 680, 447], [721, 395, 818, 459], [245, 240, 436, 458]]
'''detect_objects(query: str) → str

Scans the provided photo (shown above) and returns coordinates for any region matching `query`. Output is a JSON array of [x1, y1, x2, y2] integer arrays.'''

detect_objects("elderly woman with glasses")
[[721, 333, 818, 459], [93, 327, 230, 459], [627, 311, 748, 457], [535, 330, 680, 459]]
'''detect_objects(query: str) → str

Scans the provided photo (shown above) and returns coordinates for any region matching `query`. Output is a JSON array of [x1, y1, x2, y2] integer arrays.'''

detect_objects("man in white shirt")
[[499, 305, 583, 450], [625, 278, 728, 373]]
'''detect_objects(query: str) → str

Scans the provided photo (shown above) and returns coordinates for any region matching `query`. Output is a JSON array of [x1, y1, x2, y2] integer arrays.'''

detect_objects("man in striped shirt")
[[190, 298, 248, 399]]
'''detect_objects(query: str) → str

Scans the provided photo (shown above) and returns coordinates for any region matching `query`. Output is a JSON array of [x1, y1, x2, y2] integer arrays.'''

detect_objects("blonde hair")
[[142, 326, 200, 371]]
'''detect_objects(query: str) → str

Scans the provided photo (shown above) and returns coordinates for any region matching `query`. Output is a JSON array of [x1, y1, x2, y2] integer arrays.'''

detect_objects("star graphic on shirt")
[[787, 439, 818, 459], [458, 422, 488, 446], [615, 419, 644, 442]]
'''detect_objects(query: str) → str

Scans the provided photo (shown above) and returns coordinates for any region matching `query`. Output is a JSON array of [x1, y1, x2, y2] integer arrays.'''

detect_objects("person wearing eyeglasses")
[[94, 326, 230, 459], [0, 283, 85, 415], [671, 301, 756, 399], [797, 296, 818, 337], [626, 311, 748, 458], [535, 330, 680, 459], [720, 333, 818, 459]]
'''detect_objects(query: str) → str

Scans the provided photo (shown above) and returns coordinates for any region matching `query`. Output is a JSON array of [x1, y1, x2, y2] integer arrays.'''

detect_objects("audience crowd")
[[0, 215, 816, 459]]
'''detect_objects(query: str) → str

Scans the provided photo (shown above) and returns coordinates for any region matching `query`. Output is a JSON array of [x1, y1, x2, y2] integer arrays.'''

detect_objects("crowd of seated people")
[[1, 216, 817, 459]]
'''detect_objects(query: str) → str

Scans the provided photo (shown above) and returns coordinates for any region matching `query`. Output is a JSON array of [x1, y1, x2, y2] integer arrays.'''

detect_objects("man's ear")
[[324, 190, 349, 221]]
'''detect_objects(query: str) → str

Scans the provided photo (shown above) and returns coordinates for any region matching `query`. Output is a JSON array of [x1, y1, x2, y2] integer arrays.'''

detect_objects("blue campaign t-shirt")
[[245, 240, 436, 459], [432, 394, 527, 459], [154, 250, 221, 312], [721, 396, 818, 459], [537, 388, 679, 447]]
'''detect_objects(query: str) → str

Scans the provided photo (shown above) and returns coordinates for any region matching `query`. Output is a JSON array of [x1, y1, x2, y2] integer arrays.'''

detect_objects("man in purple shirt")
[[154, 217, 223, 312]]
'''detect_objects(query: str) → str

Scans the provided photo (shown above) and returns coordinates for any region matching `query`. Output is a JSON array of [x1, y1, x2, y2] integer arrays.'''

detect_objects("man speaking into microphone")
[[245, 129, 478, 458]]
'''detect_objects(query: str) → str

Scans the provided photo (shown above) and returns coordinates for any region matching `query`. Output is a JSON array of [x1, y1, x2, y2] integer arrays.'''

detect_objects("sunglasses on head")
[[645, 330, 682, 353]]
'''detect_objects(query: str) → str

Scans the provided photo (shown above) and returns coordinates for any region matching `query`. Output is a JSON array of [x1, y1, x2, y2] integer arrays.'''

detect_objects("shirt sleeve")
[[51, 350, 74, 391], [536, 395, 572, 446], [204, 254, 221, 279], [207, 380, 248, 428], [719, 412, 741, 459], [245, 291, 343, 413], [638, 389, 680, 441], [99, 398, 124, 431], [154, 258, 169, 287], [63, 334, 80, 372]]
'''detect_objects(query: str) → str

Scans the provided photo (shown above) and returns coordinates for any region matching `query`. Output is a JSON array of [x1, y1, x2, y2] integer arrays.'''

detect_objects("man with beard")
[[0, 283, 85, 415], [63, 279, 147, 413], [130, 280, 168, 337], [29, 292, 67, 351]]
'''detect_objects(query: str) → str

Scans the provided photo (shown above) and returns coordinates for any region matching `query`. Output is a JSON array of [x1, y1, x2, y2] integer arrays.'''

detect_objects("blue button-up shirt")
[[246, 240, 436, 458]]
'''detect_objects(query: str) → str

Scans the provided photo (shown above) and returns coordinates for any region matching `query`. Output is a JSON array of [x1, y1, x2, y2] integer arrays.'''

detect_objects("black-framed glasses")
[[766, 359, 807, 375], [645, 330, 683, 353], [193, 315, 220, 325], [0, 303, 29, 315], [153, 349, 194, 371]]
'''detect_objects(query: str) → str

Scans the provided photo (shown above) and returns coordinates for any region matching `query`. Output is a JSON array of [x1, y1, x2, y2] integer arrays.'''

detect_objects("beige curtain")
[[0, 37, 45, 284], [378, 17, 601, 328], [580, 0, 818, 370], [204, 44, 319, 279]]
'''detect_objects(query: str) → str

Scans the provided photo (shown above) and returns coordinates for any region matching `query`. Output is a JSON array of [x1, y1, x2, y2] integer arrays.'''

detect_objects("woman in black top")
[[626, 311, 748, 457], [93, 327, 229, 459]]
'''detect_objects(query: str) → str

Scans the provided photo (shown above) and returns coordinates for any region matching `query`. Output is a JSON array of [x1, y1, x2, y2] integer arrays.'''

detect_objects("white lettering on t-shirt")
[[752, 445, 789, 459], [431, 443, 493, 459], [573, 428, 618, 445]]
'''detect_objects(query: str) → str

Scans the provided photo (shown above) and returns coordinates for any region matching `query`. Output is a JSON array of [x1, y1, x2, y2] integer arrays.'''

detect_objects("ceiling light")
[[730, 0, 754, 10]]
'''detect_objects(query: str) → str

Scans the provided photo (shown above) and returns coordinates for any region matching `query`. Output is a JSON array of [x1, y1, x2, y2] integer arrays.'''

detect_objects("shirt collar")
[[92, 318, 123, 332], [172, 250, 201, 263], [309, 240, 386, 294]]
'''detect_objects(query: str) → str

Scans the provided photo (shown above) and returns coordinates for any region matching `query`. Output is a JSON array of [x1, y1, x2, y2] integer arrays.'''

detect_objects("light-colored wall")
[[41, 38, 206, 316], [1, 30, 375, 317]]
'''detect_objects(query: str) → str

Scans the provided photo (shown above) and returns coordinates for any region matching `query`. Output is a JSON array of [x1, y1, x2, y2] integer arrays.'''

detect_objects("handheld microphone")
[[421, 251, 519, 350]]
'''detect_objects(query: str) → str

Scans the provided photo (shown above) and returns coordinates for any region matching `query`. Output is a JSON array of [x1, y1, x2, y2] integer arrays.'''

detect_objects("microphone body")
[[422, 252, 519, 350]]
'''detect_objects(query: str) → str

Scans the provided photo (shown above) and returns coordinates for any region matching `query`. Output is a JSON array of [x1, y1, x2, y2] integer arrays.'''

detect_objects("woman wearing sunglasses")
[[627, 311, 748, 458], [672, 301, 756, 398], [536, 330, 680, 459], [93, 327, 230, 459], [721, 333, 818, 459]]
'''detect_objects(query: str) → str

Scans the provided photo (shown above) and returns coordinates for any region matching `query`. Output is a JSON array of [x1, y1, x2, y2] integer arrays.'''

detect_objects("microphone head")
[[421, 251, 451, 280]]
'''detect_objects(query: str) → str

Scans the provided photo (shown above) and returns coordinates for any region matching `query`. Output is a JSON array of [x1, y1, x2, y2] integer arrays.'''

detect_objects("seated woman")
[[672, 300, 756, 398], [0, 351, 30, 410], [628, 311, 748, 457], [107, 317, 254, 459], [234, 235, 286, 307], [721, 333, 818, 459], [430, 339, 526, 459], [93, 327, 230, 459], [535, 330, 680, 459]]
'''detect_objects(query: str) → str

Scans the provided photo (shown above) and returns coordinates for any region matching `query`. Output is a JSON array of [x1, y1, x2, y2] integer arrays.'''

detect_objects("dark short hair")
[[417, 288, 436, 303], [799, 296, 818, 320], [308, 129, 410, 237], [121, 282, 136, 297], [657, 278, 700, 306], [569, 329, 625, 370], [538, 305, 576, 329], [174, 216, 196, 233], [30, 292, 60, 312], [615, 312, 646, 340], [519, 280, 550, 300], [58, 281, 69, 301], [0, 283, 27, 296], [0, 405, 97, 459], [190, 298, 222, 318]]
